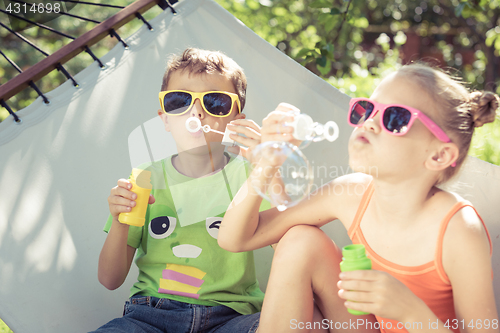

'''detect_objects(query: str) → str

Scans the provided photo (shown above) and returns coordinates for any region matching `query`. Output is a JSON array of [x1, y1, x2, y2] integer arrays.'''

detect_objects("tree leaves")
[[455, 2, 466, 17], [309, 0, 332, 9]]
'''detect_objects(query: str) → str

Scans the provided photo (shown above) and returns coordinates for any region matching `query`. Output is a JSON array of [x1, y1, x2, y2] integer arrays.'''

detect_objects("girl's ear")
[[158, 109, 171, 132], [426, 143, 459, 171]]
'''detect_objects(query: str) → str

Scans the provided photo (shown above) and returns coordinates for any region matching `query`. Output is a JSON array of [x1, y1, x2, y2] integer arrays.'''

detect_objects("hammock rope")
[[85, 46, 105, 68], [136, 12, 153, 30], [0, 8, 76, 39], [0, 21, 50, 56], [0, 100, 21, 123], [0, 18, 79, 99], [109, 28, 128, 48], [56, 64, 79, 87], [0, 0, 177, 123], [8, 0, 102, 24], [0, 49, 51, 105], [60, 0, 125, 9]]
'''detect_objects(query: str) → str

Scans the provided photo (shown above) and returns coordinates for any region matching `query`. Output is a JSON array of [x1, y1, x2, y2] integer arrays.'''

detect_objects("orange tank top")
[[348, 181, 493, 333]]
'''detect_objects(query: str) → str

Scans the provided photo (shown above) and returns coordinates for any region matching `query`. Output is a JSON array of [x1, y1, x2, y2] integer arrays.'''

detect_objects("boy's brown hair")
[[161, 48, 247, 111]]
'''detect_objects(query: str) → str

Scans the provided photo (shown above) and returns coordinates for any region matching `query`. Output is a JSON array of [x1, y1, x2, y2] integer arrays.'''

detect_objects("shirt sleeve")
[[103, 213, 113, 233]]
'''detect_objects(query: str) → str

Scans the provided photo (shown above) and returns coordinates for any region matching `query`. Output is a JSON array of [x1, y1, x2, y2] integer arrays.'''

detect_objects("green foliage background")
[[0, 1, 499, 331], [1, 0, 500, 167], [214, 0, 500, 166], [0, 319, 12, 333]]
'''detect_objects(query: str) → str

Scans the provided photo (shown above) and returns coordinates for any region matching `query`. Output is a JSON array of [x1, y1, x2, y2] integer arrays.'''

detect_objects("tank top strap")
[[434, 201, 493, 284], [348, 180, 375, 239]]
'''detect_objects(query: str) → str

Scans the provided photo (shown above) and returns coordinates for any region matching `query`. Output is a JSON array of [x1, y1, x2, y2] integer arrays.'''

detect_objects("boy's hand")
[[261, 103, 302, 147], [226, 119, 261, 160], [108, 179, 156, 221]]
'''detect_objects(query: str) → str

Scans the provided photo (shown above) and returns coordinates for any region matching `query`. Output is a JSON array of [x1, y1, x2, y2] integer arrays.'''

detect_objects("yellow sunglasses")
[[158, 90, 241, 117]]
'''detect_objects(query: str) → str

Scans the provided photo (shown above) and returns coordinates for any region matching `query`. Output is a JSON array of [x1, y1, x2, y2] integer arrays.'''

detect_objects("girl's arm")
[[443, 207, 498, 332], [219, 172, 368, 252], [225, 118, 261, 161]]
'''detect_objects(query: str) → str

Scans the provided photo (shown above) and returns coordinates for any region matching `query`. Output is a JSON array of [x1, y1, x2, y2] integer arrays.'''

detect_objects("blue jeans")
[[90, 295, 260, 333]]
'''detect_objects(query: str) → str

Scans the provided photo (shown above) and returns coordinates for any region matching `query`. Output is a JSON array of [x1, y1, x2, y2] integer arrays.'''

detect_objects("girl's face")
[[348, 72, 441, 180]]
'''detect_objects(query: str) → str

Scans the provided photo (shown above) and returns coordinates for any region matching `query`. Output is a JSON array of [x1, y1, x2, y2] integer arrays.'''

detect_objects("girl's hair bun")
[[469, 91, 499, 128]]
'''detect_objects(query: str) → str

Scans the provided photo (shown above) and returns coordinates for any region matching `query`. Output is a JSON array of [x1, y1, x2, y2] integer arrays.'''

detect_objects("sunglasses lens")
[[203, 93, 233, 116], [383, 107, 412, 134], [163, 92, 192, 114], [350, 100, 374, 125]]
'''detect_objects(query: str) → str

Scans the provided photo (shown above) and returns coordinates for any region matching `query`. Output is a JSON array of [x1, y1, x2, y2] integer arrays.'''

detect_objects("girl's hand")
[[261, 103, 302, 147], [337, 270, 427, 323], [226, 119, 261, 160]]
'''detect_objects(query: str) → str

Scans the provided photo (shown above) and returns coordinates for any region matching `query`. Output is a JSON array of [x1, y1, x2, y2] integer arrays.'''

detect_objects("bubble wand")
[[185, 117, 237, 146]]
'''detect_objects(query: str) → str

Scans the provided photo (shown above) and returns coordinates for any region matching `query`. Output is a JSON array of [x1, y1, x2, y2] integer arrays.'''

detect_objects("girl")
[[219, 63, 499, 333]]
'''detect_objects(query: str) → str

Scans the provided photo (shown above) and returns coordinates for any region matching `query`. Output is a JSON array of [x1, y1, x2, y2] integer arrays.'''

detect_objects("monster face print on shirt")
[[146, 176, 235, 300]]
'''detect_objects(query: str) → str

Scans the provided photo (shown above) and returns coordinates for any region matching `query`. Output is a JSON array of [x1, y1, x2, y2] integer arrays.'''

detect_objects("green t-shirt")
[[104, 153, 270, 315]]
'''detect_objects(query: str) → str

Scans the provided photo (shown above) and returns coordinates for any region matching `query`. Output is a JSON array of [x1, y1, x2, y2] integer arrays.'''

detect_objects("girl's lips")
[[356, 133, 370, 143]]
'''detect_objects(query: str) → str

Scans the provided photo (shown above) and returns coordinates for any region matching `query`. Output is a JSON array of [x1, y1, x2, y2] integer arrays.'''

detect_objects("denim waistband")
[[129, 295, 207, 310], [121, 295, 259, 333]]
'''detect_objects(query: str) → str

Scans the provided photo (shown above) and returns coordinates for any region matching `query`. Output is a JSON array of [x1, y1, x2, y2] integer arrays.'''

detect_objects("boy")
[[92, 48, 269, 333]]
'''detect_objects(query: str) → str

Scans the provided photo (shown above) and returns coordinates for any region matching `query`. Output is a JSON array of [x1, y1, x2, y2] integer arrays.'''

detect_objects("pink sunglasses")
[[348, 98, 455, 167]]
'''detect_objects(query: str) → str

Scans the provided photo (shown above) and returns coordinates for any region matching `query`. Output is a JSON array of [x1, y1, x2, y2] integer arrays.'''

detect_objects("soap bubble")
[[250, 141, 313, 211], [248, 113, 339, 210]]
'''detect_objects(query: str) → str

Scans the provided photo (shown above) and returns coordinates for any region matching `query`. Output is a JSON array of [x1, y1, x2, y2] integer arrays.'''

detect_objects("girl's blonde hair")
[[397, 63, 499, 183], [161, 48, 247, 111]]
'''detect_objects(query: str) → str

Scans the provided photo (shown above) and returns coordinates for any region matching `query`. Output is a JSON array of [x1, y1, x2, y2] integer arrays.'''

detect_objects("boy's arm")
[[98, 219, 136, 290], [98, 178, 154, 290]]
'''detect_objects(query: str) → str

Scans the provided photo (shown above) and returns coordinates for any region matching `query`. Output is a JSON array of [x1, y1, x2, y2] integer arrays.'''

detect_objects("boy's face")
[[158, 70, 245, 154]]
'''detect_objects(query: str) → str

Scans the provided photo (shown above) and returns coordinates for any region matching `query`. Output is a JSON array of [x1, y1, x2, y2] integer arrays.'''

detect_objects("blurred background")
[[0, 0, 499, 329], [215, 0, 500, 166], [1, 0, 499, 165]]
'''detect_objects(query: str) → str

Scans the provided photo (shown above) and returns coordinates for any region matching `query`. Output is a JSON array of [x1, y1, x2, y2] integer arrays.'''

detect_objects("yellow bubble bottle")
[[118, 168, 152, 227]]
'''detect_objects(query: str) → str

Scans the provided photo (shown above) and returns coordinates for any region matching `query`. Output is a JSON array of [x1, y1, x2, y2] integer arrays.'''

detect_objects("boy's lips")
[[188, 129, 204, 137]]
